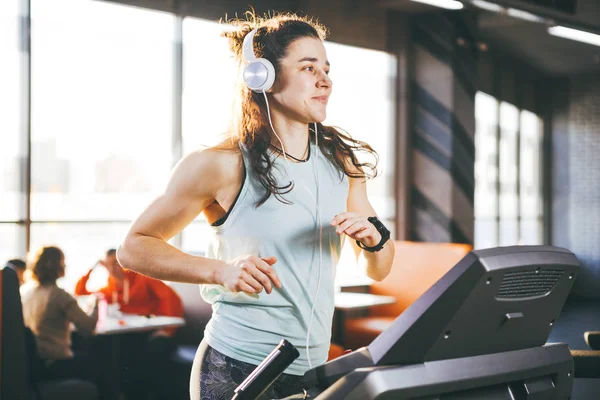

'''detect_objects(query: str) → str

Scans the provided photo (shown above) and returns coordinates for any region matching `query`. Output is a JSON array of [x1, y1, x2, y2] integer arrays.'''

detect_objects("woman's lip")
[[312, 96, 328, 103]]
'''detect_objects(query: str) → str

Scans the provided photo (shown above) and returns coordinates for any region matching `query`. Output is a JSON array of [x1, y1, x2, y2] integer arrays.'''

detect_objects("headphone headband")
[[242, 28, 258, 62]]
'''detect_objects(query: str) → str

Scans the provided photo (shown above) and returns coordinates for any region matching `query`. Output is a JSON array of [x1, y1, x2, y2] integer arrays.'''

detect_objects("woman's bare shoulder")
[[185, 140, 240, 171], [170, 140, 243, 194]]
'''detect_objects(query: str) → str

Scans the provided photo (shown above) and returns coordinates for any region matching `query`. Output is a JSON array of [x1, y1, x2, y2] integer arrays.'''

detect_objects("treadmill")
[[298, 245, 580, 399]]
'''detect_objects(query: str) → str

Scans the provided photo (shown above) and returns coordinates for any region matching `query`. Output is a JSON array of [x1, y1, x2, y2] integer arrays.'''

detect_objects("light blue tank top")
[[201, 140, 349, 375]]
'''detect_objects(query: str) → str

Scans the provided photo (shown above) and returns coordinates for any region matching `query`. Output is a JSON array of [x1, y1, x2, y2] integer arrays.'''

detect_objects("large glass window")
[[498, 102, 519, 246], [31, 0, 175, 222], [474, 92, 544, 248], [0, 1, 24, 221], [474, 92, 499, 249], [0, 1, 26, 261], [28, 0, 174, 285], [519, 110, 543, 245], [182, 18, 237, 152], [0, 224, 25, 266]]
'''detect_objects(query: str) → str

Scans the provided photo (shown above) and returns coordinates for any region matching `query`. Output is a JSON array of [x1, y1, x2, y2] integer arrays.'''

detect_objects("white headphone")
[[242, 29, 276, 93]]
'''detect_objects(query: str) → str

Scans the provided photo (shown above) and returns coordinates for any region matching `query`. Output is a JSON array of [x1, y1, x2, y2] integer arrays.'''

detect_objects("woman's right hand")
[[217, 255, 282, 294]]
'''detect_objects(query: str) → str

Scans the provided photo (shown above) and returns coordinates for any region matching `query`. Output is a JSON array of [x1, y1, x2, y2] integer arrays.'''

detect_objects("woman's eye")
[[303, 66, 314, 72]]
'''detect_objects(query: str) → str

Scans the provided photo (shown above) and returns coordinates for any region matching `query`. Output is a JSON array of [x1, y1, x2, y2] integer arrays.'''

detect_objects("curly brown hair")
[[30, 246, 65, 285], [218, 11, 378, 206]]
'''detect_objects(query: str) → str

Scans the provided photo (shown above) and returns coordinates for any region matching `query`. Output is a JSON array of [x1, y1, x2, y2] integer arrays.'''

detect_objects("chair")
[[327, 343, 345, 361], [572, 331, 600, 379], [585, 331, 600, 350], [0, 266, 98, 400], [344, 240, 472, 349], [563, 333, 600, 399]]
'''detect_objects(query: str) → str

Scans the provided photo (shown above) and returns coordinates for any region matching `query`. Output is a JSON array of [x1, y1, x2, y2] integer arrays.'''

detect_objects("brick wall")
[[566, 74, 600, 298]]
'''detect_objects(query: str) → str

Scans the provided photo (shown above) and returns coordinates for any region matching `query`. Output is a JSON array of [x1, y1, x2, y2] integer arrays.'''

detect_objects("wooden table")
[[333, 292, 396, 346]]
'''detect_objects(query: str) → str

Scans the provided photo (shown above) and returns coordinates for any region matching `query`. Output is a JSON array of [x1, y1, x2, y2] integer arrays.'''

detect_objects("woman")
[[21, 246, 108, 400], [117, 12, 395, 400]]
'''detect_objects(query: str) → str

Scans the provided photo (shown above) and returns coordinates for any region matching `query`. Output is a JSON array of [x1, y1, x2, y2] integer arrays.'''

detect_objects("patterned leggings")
[[190, 340, 306, 400]]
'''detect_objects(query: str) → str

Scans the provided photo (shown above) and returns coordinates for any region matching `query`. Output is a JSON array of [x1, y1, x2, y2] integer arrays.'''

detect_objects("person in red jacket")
[[75, 248, 184, 331], [75, 248, 184, 399]]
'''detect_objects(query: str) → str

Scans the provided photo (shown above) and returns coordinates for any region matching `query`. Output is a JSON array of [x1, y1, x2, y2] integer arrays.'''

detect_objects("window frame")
[[474, 91, 545, 249]]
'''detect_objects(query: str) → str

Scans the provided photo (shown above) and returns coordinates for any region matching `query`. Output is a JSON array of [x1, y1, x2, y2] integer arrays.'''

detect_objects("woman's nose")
[[317, 72, 332, 88]]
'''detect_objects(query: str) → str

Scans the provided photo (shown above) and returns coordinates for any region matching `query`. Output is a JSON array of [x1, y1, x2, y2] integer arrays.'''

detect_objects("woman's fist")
[[217, 255, 282, 294]]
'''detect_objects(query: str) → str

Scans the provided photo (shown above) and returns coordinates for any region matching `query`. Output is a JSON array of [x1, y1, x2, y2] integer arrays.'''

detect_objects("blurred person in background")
[[21, 246, 110, 400], [75, 248, 184, 325], [5, 258, 26, 285], [75, 248, 184, 399]]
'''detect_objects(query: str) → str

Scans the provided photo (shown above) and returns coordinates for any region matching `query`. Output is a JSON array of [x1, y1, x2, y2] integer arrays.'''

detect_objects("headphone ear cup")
[[243, 58, 275, 93]]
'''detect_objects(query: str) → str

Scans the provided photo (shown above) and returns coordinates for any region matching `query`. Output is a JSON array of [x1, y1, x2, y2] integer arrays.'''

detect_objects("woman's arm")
[[117, 148, 230, 284], [117, 148, 282, 294], [332, 176, 394, 282], [74, 268, 93, 295], [63, 292, 98, 334]]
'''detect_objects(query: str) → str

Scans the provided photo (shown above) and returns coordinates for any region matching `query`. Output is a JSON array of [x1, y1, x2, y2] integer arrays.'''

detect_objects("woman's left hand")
[[331, 212, 381, 247]]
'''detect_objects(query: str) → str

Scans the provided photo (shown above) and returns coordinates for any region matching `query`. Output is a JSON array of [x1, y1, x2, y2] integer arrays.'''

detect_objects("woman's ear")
[[266, 78, 280, 94]]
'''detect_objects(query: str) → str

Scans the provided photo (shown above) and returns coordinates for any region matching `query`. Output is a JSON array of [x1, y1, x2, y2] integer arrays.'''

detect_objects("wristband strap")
[[356, 216, 391, 253]]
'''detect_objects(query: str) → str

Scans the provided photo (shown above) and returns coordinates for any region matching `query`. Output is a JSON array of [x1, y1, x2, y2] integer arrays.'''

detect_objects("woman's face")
[[269, 37, 332, 124]]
